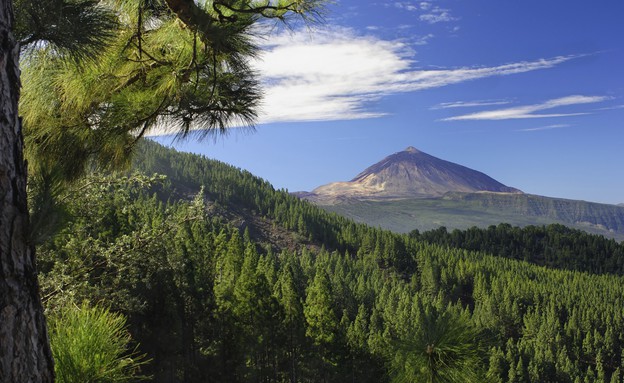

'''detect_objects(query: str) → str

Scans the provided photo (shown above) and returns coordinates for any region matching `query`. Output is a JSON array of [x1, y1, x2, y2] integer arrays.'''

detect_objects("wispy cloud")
[[394, 1, 419, 11], [443, 95, 608, 121], [420, 7, 457, 24], [431, 99, 511, 109], [419, 2, 432, 10], [518, 124, 571, 132], [252, 28, 582, 124], [413, 33, 434, 45], [393, 1, 457, 23], [596, 104, 624, 111]]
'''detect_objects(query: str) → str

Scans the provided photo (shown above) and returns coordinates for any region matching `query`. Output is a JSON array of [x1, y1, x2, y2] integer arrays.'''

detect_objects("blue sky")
[[154, 0, 624, 205]]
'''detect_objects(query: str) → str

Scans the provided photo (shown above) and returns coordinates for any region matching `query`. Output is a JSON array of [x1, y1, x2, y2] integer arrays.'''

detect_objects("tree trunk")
[[0, 0, 54, 381]]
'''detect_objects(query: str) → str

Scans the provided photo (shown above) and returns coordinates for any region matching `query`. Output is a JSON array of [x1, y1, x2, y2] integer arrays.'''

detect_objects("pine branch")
[[162, 0, 219, 39]]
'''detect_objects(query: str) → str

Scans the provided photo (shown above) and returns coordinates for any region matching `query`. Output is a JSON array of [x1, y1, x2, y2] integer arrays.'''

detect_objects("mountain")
[[306, 146, 521, 203], [301, 146, 624, 240]]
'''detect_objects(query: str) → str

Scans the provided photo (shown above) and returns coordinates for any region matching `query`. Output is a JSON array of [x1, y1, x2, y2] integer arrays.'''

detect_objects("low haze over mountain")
[[305, 146, 521, 203]]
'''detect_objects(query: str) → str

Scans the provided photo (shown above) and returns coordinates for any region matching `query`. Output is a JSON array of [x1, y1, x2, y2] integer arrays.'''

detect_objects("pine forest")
[[36, 141, 624, 382]]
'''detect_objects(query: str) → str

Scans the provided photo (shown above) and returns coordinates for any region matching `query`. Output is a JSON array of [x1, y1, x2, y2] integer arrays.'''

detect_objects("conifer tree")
[[275, 263, 306, 382], [304, 267, 338, 346], [304, 266, 339, 380], [391, 305, 485, 383]]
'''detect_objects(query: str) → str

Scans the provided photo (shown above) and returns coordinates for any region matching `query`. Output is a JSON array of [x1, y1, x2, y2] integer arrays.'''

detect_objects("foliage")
[[15, 0, 118, 61], [48, 302, 149, 383]]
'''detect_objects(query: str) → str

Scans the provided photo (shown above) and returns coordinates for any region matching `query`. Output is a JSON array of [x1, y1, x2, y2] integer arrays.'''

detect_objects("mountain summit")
[[308, 147, 521, 201]]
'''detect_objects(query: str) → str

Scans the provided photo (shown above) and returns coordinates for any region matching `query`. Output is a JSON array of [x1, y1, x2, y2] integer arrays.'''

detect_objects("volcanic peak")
[[309, 146, 522, 201], [404, 146, 420, 154]]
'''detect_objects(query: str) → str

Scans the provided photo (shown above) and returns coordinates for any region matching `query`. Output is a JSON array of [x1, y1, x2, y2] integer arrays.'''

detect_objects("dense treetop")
[[411, 223, 624, 276]]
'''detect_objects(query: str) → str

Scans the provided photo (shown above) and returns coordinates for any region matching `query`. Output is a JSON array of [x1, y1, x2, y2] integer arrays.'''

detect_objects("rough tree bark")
[[0, 0, 55, 381]]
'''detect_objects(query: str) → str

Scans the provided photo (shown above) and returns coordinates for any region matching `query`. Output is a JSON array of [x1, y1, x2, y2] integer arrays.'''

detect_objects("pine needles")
[[48, 302, 150, 383]]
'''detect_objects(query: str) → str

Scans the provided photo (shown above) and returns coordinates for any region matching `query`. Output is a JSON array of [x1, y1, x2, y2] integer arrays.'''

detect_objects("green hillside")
[[38, 141, 624, 382], [412, 223, 624, 276], [319, 193, 624, 241]]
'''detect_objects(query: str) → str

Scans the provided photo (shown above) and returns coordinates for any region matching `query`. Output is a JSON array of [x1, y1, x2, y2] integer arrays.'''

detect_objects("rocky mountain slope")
[[306, 146, 521, 203]]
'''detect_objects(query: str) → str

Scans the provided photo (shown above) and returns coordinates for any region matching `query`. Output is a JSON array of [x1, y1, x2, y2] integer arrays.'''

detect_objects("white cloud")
[[420, 7, 457, 23], [253, 27, 584, 124], [413, 33, 434, 45], [394, 1, 422, 12], [597, 104, 624, 110], [389, 1, 457, 24], [431, 99, 511, 109], [443, 95, 608, 121], [518, 124, 571, 132], [394, 1, 456, 22]]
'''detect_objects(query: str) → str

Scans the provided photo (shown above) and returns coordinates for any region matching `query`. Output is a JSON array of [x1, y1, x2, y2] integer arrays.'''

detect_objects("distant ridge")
[[306, 146, 521, 202], [298, 146, 624, 240], [319, 192, 624, 240]]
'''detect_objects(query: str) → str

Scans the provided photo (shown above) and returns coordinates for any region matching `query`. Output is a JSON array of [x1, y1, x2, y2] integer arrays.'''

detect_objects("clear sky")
[[153, 0, 624, 205]]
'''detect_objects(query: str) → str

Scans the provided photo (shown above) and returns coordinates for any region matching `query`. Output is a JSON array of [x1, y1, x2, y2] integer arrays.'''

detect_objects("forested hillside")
[[411, 223, 624, 276], [38, 141, 624, 382]]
